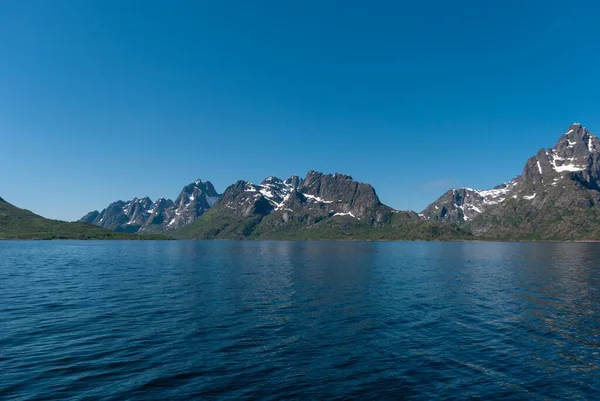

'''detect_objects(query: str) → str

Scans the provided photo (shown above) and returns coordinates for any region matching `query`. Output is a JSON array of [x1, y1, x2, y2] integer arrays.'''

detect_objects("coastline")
[[3, 237, 600, 243]]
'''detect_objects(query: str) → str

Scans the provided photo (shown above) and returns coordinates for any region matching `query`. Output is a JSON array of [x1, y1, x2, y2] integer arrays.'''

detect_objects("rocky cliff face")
[[420, 182, 518, 223], [521, 123, 600, 192], [159, 180, 220, 231], [173, 171, 463, 240], [79, 179, 220, 233], [78, 123, 600, 240], [213, 171, 395, 224], [423, 123, 600, 239]]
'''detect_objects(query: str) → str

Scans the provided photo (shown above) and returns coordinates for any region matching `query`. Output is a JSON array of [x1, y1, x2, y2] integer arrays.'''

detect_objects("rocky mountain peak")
[[220, 180, 252, 200], [219, 178, 294, 217], [284, 175, 303, 190], [205, 170, 389, 230], [80, 210, 100, 224], [180, 179, 219, 198], [79, 179, 220, 233], [420, 180, 519, 223], [303, 170, 353, 183], [553, 123, 598, 157], [423, 123, 600, 224], [177, 170, 419, 239], [164, 180, 221, 229], [521, 124, 600, 192], [216, 180, 276, 218], [149, 197, 173, 213], [568, 122, 584, 130], [300, 171, 380, 210], [261, 176, 281, 184], [127, 197, 152, 210]]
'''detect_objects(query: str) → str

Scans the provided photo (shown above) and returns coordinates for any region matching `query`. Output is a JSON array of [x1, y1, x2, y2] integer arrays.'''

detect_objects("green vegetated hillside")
[[467, 184, 600, 241], [0, 197, 170, 240], [173, 201, 470, 241]]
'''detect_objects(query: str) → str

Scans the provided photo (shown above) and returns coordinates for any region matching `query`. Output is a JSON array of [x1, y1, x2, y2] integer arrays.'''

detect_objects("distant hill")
[[0, 197, 168, 240]]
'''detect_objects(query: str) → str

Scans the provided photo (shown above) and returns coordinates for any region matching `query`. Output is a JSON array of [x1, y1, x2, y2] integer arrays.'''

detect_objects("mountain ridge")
[[173, 171, 468, 240], [67, 122, 600, 241], [0, 197, 169, 240], [422, 123, 600, 239], [80, 179, 220, 233]]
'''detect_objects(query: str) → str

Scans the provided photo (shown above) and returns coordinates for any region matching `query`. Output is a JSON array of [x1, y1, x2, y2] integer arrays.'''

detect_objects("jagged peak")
[[305, 170, 354, 181], [134, 196, 152, 203], [261, 176, 284, 185], [154, 197, 172, 204], [222, 180, 252, 195], [332, 172, 353, 180], [548, 124, 599, 166], [285, 175, 303, 189], [562, 122, 593, 139], [178, 179, 219, 198]]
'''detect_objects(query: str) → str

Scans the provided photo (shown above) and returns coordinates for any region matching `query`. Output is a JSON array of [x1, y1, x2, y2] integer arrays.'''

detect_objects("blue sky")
[[1, 1, 599, 221]]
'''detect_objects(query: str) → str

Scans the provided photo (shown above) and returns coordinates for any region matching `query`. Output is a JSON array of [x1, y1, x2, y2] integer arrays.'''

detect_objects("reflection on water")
[[0, 240, 599, 400]]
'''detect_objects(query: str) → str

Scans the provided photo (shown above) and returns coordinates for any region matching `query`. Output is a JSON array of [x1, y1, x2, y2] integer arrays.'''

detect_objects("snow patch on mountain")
[[242, 177, 339, 211], [463, 180, 518, 207], [303, 194, 334, 203], [422, 123, 600, 224], [81, 179, 220, 233], [548, 152, 585, 173], [332, 212, 357, 219]]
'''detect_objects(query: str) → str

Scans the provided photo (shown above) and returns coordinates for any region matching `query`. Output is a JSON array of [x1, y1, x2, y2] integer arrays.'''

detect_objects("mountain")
[[420, 181, 518, 224], [80, 179, 220, 233], [80, 197, 155, 233], [75, 122, 600, 241], [0, 197, 167, 239], [174, 171, 468, 240], [423, 123, 600, 239]]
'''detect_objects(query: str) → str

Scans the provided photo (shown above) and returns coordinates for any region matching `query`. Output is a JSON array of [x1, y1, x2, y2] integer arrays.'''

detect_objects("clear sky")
[[1, 1, 599, 221]]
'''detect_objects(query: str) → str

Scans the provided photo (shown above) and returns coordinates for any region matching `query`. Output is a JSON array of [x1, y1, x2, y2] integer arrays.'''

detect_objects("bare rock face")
[[423, 123, 600, 239], [80, 210, 100, 224], [299, 171, 382, 220], [421, 183, 517, 223], [79, 170, 466, 240], [157, 180, 220, 231], [79, 179, 220, 233], [521, 123, 600, 192], [212, 171, 390, 224], [173, 170, 451, 240]]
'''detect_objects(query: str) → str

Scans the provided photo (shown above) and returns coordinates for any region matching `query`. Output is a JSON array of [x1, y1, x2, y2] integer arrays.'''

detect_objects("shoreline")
[[3, 237, 600, 243]]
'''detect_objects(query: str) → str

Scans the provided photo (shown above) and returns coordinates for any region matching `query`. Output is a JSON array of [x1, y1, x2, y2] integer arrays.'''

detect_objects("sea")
[[1, 241, 599, 400]]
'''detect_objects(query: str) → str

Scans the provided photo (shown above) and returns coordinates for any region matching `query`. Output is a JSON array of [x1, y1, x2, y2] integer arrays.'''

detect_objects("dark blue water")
[[1, 241, 599, 400]]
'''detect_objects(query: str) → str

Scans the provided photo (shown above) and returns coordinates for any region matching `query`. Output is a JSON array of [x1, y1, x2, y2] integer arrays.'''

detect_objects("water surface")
[[1, 241, 599, 399]]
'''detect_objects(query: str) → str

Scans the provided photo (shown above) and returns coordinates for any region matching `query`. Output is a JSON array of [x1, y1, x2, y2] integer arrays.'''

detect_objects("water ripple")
[[1, 241, 599, 399]]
